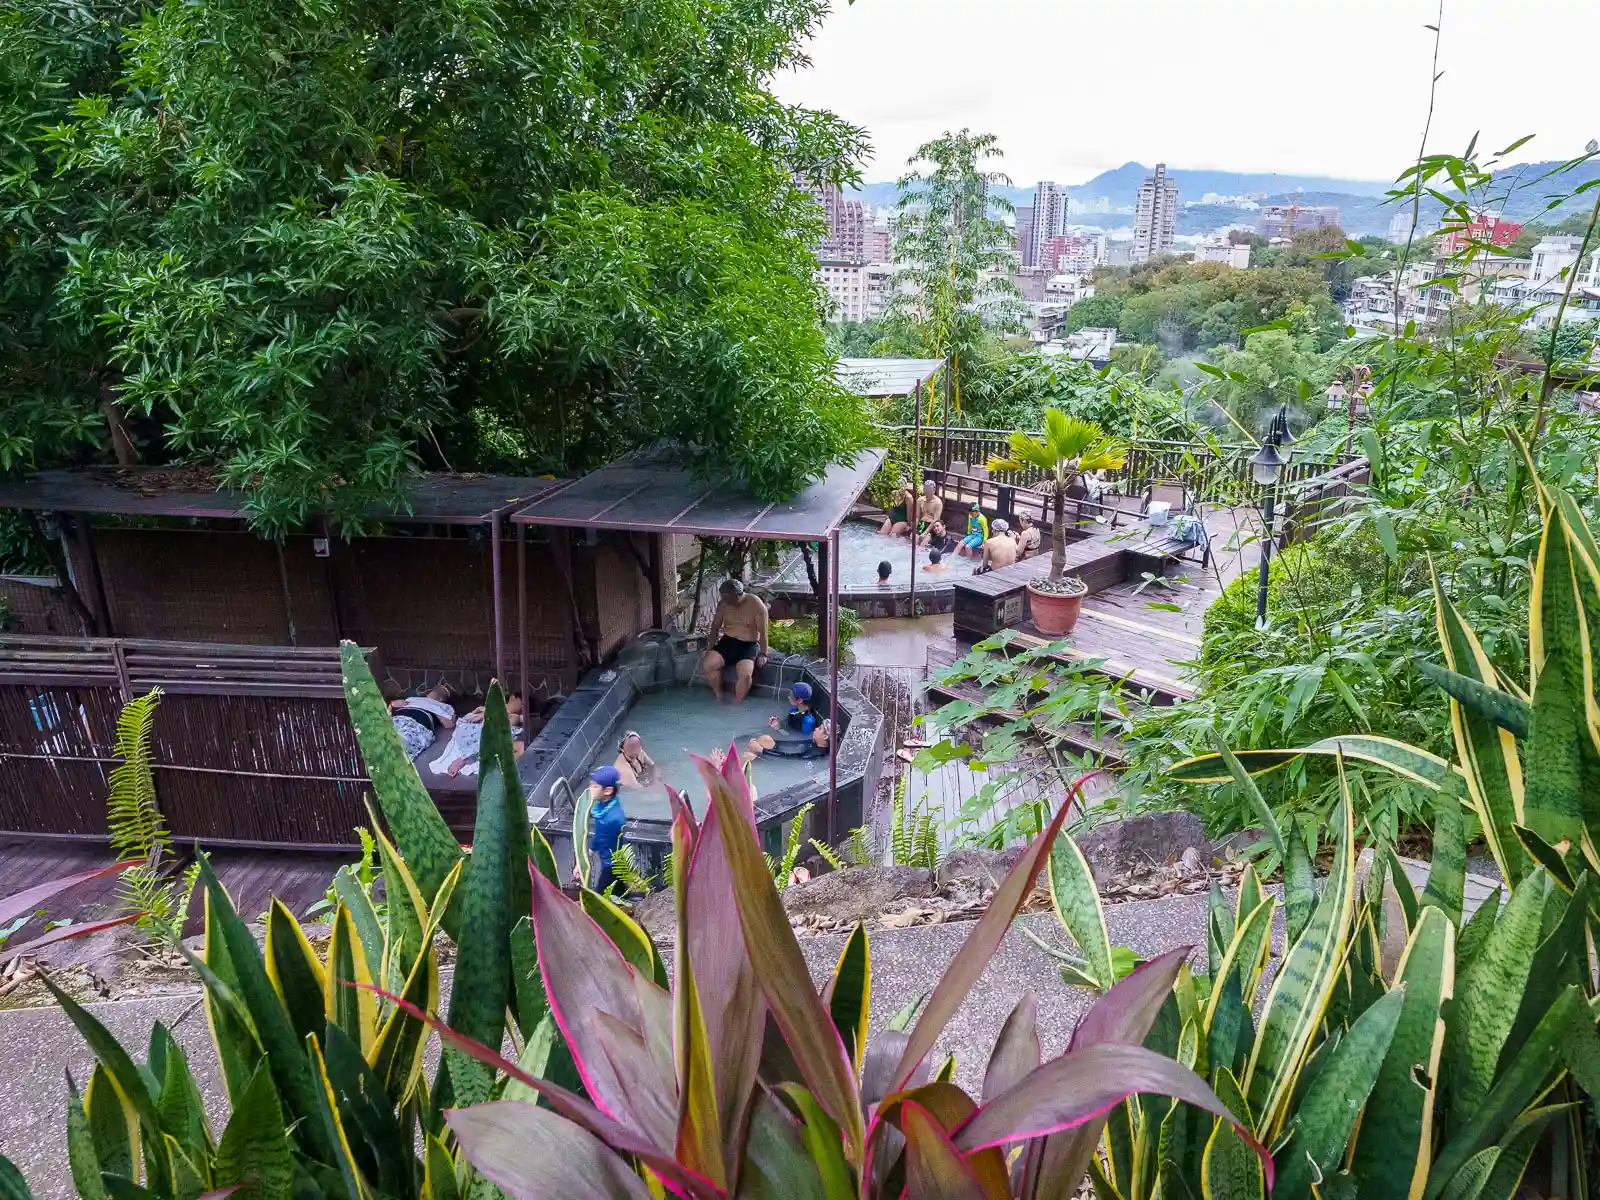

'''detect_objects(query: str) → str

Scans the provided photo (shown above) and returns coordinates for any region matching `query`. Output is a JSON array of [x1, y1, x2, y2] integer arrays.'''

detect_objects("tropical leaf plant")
[[388, 750, 1271, 1198]]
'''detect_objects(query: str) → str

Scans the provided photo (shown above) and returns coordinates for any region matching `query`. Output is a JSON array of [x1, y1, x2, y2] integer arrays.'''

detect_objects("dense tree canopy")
[[0, 0, 870, 529]]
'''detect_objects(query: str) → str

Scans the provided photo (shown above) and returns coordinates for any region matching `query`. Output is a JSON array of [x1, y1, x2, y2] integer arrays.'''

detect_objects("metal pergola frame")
[[510, 447, 887, 839]]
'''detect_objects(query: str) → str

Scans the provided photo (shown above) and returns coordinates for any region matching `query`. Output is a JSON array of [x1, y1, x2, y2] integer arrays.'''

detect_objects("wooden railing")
[[876, 425, 1354, 505]]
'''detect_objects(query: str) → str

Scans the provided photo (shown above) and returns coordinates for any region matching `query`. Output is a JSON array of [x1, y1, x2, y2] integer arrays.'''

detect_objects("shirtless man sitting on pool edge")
[[701, 578, 769, 703]]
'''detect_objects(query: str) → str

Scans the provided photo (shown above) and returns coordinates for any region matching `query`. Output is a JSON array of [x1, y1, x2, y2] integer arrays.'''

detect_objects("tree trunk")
[[98, 387, 138, 469], [1051, 471, 1067, 581]]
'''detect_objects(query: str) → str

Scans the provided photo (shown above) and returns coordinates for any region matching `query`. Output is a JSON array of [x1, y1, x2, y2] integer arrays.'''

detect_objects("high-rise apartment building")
[[803, 182, 868, 263], [1028, 183, 1067, 268], [1014, 206, 1034, 270], [1132, 164, 1178, 263]]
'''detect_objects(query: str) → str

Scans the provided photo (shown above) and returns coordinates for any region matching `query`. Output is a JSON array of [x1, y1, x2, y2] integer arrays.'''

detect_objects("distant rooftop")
[[0, 469, 567, 525], [835, 357, 943, 398], [512, 446, 887, 542]]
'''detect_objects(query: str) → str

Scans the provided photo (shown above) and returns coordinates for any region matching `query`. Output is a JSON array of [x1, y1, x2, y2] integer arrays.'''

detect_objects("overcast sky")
[[773, 0, 1600, 187]]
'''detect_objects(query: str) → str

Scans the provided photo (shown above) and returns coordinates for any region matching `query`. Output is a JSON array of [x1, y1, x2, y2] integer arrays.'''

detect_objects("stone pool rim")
[[516, 631, 885, 873]]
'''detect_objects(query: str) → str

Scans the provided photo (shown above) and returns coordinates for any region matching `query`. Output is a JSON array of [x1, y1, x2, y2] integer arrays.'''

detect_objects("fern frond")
[[810, 838, 846, 871], [773, 803, 813, 889], [843, 826, 877, 867], [611, 843, 658, 895], [108, 688, 165, 867]]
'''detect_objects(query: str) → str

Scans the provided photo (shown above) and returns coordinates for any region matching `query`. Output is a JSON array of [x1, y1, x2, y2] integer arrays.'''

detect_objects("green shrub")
[[767, 605, 861, 657]]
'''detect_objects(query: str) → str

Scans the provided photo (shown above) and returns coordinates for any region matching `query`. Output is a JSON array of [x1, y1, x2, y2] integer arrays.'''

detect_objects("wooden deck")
[[0, 838, 354, 942]]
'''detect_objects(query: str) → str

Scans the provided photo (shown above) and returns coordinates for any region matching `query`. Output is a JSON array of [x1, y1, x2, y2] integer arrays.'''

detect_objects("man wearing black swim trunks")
[[701, 578, 769, 703]]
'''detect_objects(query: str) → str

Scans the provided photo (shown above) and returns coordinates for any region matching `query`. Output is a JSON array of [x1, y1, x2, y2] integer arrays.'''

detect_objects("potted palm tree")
[[987, 409, 1128, 635]]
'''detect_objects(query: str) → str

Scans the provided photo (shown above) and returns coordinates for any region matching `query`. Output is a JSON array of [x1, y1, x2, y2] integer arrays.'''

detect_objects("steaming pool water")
[[769, 518, 979, 593], [584, 686, 827, 822]]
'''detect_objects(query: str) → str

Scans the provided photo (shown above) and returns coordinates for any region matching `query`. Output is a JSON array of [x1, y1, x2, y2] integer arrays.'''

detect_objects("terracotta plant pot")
[[1026, 579, 1087, 636]]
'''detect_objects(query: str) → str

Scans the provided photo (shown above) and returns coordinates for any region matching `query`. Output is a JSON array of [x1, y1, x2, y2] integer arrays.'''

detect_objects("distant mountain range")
[[848, 159, 1599, 240]]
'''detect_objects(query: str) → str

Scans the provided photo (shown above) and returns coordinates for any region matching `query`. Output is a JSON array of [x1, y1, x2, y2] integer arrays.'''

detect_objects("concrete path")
[[0, 893, 1222, 1198]]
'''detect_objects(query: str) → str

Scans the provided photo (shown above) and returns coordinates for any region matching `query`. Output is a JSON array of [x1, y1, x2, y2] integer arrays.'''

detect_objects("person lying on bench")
[[427, 692, 525, 777], [389, 683, 456, 761]]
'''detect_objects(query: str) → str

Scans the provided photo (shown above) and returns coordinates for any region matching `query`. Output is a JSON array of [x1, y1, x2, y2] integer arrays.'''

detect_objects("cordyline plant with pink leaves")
[[410, 749, 1271, 1198]]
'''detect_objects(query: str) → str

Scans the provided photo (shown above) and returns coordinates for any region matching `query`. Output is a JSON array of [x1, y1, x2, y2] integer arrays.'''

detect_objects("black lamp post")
[[1251, 405, 1293, 627]]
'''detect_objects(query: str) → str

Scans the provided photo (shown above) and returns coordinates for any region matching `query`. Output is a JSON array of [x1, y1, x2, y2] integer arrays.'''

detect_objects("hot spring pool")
[[584, 686, 828, 822], [769, 518, 979, 593]]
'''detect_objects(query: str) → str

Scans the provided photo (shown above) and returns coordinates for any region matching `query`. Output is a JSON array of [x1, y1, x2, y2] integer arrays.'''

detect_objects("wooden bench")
[[952, 531, 1128, 643]]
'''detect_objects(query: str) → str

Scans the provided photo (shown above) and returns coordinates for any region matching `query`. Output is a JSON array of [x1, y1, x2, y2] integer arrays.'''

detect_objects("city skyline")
[[773, 0, 1600, 185]]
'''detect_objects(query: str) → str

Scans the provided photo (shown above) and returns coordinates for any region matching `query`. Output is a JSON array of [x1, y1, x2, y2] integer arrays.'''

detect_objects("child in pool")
[[956, 508, 989, 557]]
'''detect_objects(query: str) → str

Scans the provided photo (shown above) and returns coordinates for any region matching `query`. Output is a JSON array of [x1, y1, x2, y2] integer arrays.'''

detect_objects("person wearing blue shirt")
[[586, 764, 627, 893]]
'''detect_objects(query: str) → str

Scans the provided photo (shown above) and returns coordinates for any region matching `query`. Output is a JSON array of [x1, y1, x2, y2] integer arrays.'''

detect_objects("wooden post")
[[491, 513, 505, 684], [73, 517, 112, 637], [648, 533, 664, 630], [827, 526, 840, 845], [518, 521, 529, 719], [814, 537, 830, 657]]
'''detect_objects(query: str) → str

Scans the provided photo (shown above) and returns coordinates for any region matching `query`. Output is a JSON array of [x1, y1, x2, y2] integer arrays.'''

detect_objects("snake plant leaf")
[[1206, 881, 1231, 980], [1437, 1149, 1495, 1200], [1213, 732, 1285, 860], [320, 1023, 411, 1197], [1245, 781, 1355, 1140], [1499, 876, 1589, 1077], [1236, 864, 1265, 930], [65, 1072, 107, 1200], [738, 1092, 830, 1200], [0, 1155, 35, 1200], [1510, 824, 1576, 891], [507, 915, 548, 1038], [1048, 829, 1114, 992], [982, 991, 1041, 1105], [194, 855, 336, 1164], [1348, 905, 1454, 1200], [696, 751, 865, 1165], [153, 1033, 209, 1161], [887, 775, 1085, 1095], [340, 641, 462, 913], [1383, 845, 1420, 932], [85, 1064, 136, 1181], [901, 1101, 988, 1200], [198, 890, 263, 1105], [776, 1084, 858, 1200], [264, 899, 326, 1047], [367, 915, 438, 1106], [370, 823, 427, 990], [828, 924, 871, 1078], [1416, 661, 1530, 738], [1428, 570, 1527, 885], [304, 1034, 372, 1200], [1167, 735, 1452, 789], [1427, 985, 1590, 1200], [213, 1065, 294, 1200], [1447, 871, 1550, 1128], [1524, 508, 1595, 849], [444, 761, 514, 1108], [446, 1101, 654, 1200], [164, 1135, 208, 1200], [1203, 900, 1274, 1031], [1200, 1068, 1262, 1200], [330, 871, 384, 986], [325, 904, 377, 1057], [571, 783, 594, 889], [1273, 988, 1404, 1200], [580, 888, 658, 981], [1283, 821, 1315, 946], [478, 681, 533, 926], [40, 975, 160, 1137], [1476, 1103, 1576, 1200], [421, 1134, 458, 1200], [529, 825, 560, 888], [1421, 786, 1468, 921]]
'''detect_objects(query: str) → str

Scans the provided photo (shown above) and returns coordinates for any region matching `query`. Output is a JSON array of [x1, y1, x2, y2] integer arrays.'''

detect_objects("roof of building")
[[511, 446, 887, 541], [0, 469, 566, 524], [835, 357, 944, 397]]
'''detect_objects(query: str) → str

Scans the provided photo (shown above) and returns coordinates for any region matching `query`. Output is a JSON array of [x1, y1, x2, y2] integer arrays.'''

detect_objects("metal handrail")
[[549, 776, 579, 823]]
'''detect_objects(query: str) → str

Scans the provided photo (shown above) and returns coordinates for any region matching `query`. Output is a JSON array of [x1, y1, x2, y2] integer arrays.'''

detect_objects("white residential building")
[[820, 260, 895, 323], [1132, 164, 1179, 263], [1493, 236, 1600, 327], [1193, 238, 1252, 269]]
